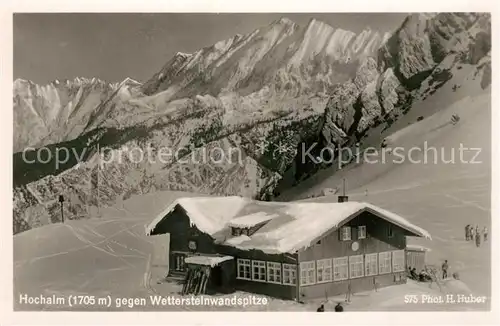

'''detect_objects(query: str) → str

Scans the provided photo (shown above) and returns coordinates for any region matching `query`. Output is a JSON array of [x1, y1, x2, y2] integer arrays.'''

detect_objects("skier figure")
[[316, 304, 325, 312], [335, 303, 344, 312], [451, 114, 460, 125], [441, 260, 449, 279], [465, 224, 470, 241], [483, 226, 488, 241], [469, 227, 475, 243], [475, 229, 481, 247]]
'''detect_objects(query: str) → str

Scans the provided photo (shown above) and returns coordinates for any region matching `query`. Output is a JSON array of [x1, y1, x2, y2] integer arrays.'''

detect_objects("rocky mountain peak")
[[140, 17, 389, 100], [111, 77, 142, 89], [272, 17, 296, 27], [174, 51, 192, 58]]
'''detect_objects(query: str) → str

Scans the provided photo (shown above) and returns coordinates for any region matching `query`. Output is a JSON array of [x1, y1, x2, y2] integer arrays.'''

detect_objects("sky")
[[14, 13, 407, 84]]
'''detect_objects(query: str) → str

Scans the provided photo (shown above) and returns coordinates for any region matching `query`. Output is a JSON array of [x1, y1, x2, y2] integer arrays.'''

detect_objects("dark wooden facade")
[[217, 245, 299, 300], [150, 206, 418, 301], [150, 205, 299, 298], [297, 210, 407, 300]]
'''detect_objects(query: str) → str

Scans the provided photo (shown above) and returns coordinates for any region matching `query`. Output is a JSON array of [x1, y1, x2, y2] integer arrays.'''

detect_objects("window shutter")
[[351, 226, 356, 241], [338, 229, 342, 241]]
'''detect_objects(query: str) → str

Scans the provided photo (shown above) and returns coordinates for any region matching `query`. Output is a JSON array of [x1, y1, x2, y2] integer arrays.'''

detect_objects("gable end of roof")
[[145, 201, 180, 236], [363, 207, 431, 239]]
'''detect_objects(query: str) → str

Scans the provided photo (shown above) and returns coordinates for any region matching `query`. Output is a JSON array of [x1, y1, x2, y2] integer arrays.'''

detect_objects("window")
[[173, 253, 186, 272], [349, 255, 364, 279], [267, 262, 282, 284], [365, 253, 378, 276], [379, 252, 392, 274], [283, 264, 297, 285], [300, 261, 316, 285], [316, 259, 333, 283], [340, 226, 351, 241], [388, 225, 394, 238], [252, 260, 266, 282], [333, 257, 349, 281], [232, 227, 250, 236], [237, 259, 251, 280], [392, 250, 405, 272], [358, 226, 367, 239]]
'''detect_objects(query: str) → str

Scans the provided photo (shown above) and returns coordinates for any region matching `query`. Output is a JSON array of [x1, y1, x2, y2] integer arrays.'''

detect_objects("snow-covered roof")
[[406, 244, 432, 252], [145, 196, 250, 236], [227, 212, 279, 228], [184, 255, 233, 267], [146, 196, 431, 254], [224, 235, 252, 246]]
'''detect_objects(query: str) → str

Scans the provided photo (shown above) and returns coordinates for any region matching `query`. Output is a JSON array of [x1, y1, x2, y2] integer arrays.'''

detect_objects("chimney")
[[338, 178, 348, 202], [338, 195, 349, 203]]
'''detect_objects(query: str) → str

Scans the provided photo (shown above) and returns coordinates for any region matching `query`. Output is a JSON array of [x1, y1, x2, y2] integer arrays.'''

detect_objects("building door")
[[211, 266, 223, 287]]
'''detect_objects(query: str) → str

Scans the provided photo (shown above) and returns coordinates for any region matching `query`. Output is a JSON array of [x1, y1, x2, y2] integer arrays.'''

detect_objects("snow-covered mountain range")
[[13, 13, 491, 234], [13, 77, 142, 152]]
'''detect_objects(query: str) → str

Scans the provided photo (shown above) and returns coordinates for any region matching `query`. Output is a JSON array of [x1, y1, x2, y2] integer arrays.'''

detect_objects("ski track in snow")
[[444, 193, 489, 212], [16, 221, 145, 266]]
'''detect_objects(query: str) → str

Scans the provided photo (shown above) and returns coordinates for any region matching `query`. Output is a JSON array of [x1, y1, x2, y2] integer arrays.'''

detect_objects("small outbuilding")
[[406, 244, 431, 273]]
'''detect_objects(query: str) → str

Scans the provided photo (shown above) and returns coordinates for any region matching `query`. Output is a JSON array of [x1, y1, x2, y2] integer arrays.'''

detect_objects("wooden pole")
[[97, 143, 100, 216], [296, 260, 300, 303], [346, 281, 352, 302], [58, 195, 65, 223], [60, 201, 64, 223]]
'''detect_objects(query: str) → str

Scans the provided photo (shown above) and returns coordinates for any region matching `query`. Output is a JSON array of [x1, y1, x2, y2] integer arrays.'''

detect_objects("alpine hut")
[[145, 195, 431, 301]]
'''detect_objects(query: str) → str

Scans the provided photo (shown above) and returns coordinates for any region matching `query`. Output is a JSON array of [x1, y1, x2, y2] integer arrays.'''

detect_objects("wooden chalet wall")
[[298, 211, 408, 299], [150, 205, 219, 275], [217, 245, 299, 300], [150, 206, 422, 301], [150, 206, 299, 299]]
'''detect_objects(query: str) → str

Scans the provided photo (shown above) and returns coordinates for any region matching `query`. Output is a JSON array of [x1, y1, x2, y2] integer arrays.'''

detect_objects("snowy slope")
[[14, 190, 485, 311]]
